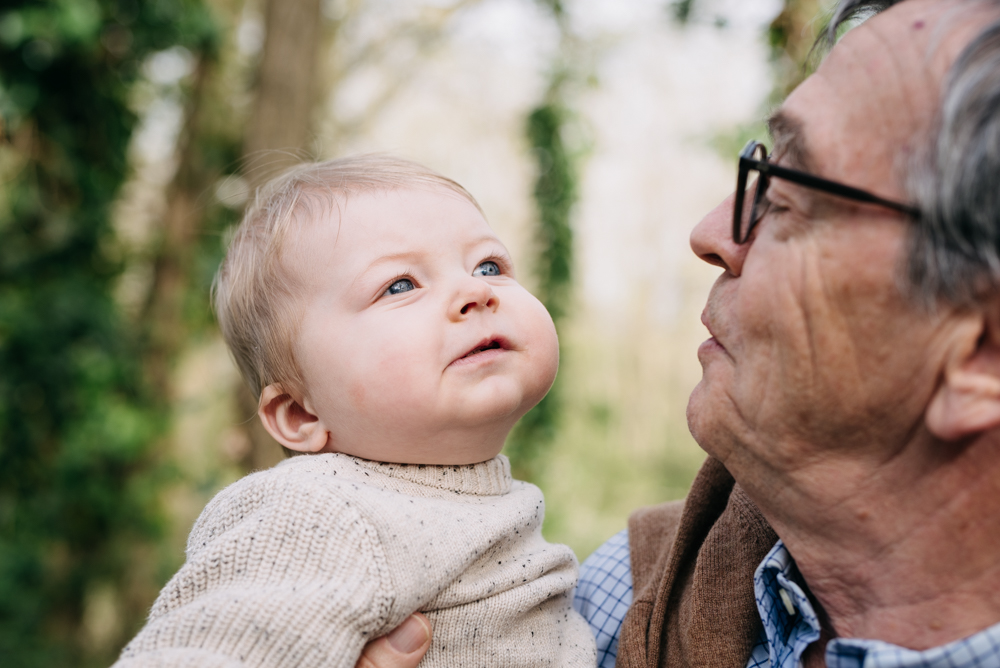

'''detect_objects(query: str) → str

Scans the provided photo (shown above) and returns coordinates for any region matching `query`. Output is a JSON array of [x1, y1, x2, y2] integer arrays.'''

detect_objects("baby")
[[115, 155, 597, 667]]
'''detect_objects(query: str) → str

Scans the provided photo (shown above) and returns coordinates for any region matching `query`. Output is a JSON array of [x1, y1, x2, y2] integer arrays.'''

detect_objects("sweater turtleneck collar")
[[348, 454, 513, 496]]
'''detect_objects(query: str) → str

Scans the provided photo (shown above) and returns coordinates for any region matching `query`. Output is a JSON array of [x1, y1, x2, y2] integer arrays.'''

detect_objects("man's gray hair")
[[826, 0, 1000, 306]]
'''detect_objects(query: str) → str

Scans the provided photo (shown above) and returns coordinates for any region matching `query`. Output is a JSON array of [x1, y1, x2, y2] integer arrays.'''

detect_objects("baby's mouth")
[[461, 340, 503, 359], [452, 337, 511, 366]]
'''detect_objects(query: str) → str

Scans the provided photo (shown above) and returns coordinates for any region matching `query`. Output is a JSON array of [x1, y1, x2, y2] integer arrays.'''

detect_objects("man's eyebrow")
[[767, 110, 815, 172]]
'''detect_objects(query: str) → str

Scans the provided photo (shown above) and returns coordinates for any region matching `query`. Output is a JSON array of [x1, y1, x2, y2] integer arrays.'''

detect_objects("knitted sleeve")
[[113, 468, 395, 668]]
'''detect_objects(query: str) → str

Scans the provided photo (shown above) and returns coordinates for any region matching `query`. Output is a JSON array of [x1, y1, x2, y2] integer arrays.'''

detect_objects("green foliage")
[[0, 1, 216, 665], [709, 119, 770, 163], [534, 0, 565, 19], [668, 0, 835, 97], [525, 104, 576, 323], [669, 0, 694, 25], [505, 101, 578, 482], [766, 0, 833, 98]]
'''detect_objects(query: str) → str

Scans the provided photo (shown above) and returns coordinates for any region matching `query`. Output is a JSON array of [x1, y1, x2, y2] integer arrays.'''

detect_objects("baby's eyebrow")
[[362, 251, 423, 273], [357, 235, 508, 278], [347, 251, 423, 294], [467, 236, 512, 261]]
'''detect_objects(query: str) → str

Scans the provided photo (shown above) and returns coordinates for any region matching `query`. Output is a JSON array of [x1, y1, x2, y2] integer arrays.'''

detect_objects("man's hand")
[[356, 613, 432, 668]]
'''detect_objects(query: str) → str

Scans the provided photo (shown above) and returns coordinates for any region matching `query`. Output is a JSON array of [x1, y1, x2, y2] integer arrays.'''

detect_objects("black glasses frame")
[[732, 140, 921, 244]]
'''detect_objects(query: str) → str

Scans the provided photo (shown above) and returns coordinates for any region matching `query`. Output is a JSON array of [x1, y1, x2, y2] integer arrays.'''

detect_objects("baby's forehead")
[[279, 185, 498, 278], [296, 183, 484, 232]]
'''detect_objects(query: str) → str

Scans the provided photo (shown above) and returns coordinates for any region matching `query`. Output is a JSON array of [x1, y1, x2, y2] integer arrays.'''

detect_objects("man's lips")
[[700, 310, 714, 337], [450, 336, 511, 366], [700, 310, 726, 352]]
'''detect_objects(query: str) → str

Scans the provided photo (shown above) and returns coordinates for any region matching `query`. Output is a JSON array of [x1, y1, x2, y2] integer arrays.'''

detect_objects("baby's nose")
[[451, 278, 499, 319]]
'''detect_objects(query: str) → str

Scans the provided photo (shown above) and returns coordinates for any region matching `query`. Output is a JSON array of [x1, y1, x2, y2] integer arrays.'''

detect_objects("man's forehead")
[[771, 0, 983, 189]]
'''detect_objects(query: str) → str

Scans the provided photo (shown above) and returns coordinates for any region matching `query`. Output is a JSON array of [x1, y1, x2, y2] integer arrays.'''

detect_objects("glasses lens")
[[738, 145, 770, 243], [737, 173, 760, 242]]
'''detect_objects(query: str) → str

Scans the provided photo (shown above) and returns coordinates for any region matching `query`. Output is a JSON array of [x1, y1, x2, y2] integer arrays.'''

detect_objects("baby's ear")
[[258, 385, 330, 453]]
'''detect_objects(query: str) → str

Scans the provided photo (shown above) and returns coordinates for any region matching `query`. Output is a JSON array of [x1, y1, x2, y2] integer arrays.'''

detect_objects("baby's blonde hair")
[[213, 154, 483, 398]]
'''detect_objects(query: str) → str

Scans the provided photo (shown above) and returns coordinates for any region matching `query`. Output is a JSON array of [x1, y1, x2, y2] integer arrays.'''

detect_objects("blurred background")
[[0, 0, 833, 664]]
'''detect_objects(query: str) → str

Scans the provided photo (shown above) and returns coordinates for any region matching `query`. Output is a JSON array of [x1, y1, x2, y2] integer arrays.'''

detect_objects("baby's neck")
[[316, 451, 515, 495]]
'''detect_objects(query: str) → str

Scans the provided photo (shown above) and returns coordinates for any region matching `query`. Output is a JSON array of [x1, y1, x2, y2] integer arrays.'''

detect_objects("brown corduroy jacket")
[[617, 457, 778, 668]]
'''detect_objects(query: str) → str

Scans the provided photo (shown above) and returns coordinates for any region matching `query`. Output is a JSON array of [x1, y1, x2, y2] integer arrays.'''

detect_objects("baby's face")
[[282, 186, 558, 465]]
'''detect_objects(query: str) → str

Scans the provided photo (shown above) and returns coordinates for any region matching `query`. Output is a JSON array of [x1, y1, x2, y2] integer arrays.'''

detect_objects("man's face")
[[283, 187, 559, 465], [687, 0, 982, 480]]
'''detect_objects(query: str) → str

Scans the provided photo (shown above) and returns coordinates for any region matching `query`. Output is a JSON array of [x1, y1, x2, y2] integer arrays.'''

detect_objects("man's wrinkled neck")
[[740, 428, 1000, 651]]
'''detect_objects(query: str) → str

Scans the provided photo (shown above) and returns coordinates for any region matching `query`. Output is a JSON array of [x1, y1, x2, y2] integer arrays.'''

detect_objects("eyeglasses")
[[733, 140, 921, 244]]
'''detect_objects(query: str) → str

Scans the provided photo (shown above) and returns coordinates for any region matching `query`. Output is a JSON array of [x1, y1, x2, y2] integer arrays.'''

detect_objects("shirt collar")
[[753, 540, 1000, 668], [826, 625, 1000, 668], [754, 540, 822, 668]]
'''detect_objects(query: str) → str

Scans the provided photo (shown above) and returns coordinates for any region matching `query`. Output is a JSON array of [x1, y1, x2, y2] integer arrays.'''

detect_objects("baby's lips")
[[452, 334, 514, 364]]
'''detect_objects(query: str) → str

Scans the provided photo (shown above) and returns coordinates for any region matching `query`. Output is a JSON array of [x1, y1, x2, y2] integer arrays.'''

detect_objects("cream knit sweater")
[[114, 453, 596, 668]]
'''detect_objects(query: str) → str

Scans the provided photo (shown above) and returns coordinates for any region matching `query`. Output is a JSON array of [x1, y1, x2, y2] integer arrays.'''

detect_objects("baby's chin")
[[320, 377, 552, 464], [327, 408, 525, 466], [466, 371, 553, 415]]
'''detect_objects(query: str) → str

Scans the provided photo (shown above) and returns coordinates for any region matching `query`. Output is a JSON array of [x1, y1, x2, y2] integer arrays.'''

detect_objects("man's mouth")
[[701, 309, 718, 342], [699, 308, 731, 358]]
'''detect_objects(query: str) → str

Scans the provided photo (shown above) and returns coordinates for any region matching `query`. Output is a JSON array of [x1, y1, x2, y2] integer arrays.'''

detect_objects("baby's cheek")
[[347, 379, 366, 408], [529, 300, 559, 359], [366, 346, 425, 404], [521, 299, 560, 396]]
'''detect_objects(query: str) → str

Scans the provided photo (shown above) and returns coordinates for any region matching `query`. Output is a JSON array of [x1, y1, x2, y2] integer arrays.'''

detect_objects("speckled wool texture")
[[114, 453, 596, 668]]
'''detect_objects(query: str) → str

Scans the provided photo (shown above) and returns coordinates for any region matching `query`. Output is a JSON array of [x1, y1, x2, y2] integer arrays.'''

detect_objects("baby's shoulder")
[[205, 452, 360, 505], [221, 451, 377, 491], [185, 453, 378, 556]]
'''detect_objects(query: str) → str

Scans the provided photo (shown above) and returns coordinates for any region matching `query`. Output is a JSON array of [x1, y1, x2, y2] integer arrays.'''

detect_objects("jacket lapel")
[[619, 457, 777, 668]]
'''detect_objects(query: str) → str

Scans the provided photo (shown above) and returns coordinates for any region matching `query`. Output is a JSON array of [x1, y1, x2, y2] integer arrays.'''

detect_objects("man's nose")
[[449, 277, 499, 320], [689, 191, 752, 276]]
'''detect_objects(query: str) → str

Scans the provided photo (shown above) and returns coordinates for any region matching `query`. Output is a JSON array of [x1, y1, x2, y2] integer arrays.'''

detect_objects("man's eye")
[[384, 278, 415, 296], [473, 261, 500, 277]]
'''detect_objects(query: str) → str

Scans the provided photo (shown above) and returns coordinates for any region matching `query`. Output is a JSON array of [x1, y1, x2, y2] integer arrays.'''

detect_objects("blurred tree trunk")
[[142, 53, 216, 398], [243, 0, 324, 188], [237, 0, 325, 471]]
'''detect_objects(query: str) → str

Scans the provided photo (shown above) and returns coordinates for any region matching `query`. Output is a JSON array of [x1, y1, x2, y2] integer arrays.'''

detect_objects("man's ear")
[[258, 384, 330, 453], [927, 303, 1000, 441]]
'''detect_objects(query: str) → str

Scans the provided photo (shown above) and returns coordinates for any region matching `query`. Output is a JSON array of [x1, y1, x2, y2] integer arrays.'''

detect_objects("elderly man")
[[358, 0, 1000, 665]]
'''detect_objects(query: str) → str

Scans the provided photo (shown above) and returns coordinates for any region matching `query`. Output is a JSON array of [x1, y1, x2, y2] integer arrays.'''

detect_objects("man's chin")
[[686, 381, 724, 459]]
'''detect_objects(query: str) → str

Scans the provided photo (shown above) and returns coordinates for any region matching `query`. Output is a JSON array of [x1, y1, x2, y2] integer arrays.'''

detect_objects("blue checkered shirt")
[[573, 529, 633, 668], [574, 532, 1000, 668]]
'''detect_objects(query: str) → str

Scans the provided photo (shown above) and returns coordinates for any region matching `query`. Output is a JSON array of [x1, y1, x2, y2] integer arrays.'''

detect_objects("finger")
[[356, 613, 431, 668]]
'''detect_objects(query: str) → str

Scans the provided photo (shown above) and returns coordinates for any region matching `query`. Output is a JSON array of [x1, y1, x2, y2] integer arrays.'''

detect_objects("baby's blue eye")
[[385, 279, 415, 295], [473, 261, 500, 277]]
